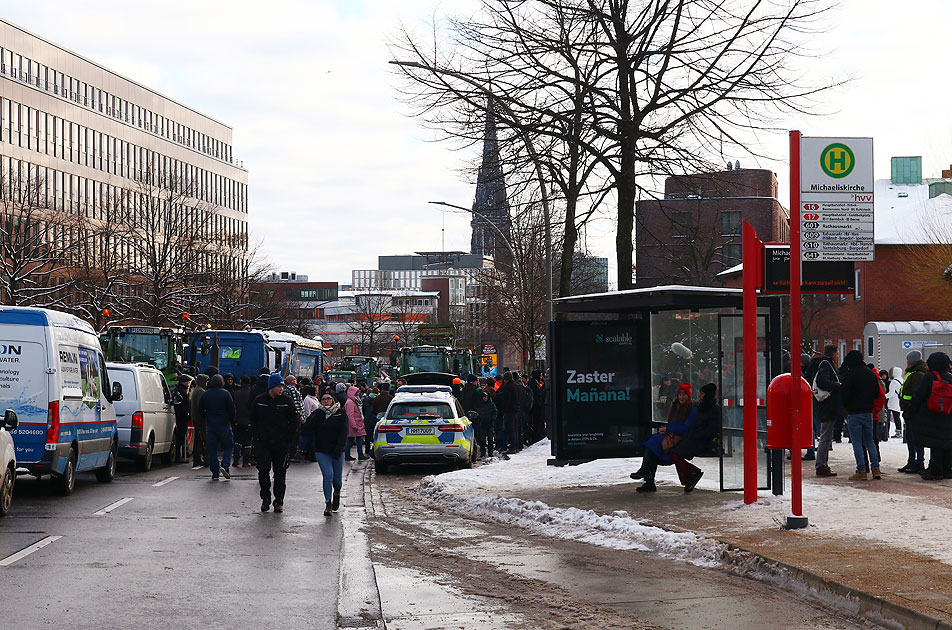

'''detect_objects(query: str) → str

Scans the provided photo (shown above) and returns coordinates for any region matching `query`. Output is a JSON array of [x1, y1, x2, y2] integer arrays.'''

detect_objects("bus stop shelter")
[[549, 285, 783, 492]]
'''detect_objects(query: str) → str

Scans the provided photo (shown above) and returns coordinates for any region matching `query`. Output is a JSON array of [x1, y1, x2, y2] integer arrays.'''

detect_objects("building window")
[[867, 336, 874, 358], [671, 211, 691, 237], [854, 268, 861, 301], [722, 243, 741, 267], [720, 211, 741, 236]]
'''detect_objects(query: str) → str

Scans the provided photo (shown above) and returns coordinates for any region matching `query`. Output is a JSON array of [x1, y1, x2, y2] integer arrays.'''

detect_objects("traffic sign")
[[799, 137, 874, 262]]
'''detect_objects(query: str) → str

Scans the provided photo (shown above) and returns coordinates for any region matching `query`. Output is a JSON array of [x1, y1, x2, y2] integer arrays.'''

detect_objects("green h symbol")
[[829, 149, 847, 171]]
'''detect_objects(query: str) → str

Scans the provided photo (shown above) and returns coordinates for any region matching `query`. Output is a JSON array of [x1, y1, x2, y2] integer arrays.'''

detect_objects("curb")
[[336, 462, 385, 630]]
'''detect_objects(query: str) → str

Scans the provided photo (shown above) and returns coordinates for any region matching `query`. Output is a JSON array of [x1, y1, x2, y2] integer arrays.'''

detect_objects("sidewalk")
[[421, 438, 952, 630]]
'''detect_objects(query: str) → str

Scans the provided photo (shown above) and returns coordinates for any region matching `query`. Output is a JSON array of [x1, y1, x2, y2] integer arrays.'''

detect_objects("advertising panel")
[[552, 321, 643, 460], [762, 244, 855, 293]]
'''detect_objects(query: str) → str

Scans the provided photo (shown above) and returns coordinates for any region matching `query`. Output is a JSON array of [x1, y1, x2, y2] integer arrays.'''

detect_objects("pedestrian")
[[284, 375, 305, 462], [460, 374, 481, 417], [898, 351, 929, 473], [172, 374, 192, 463], [250, 367, 270, 404], [361, 385, 377, 458], [495, 372, 519, 453], [334, 382, 348, 406], [801, 354, 816, 461], [231, 376, 253, 467], [190, 374, 209, 468], [223, 372, 236, 391], [344, 385, 368, 461], [839, 350, 882, 480], [529, 370, 545, 444], [912, 352, 952, 480], [308, 391, 349, 516], [808, 345, 844, 477], [877, 368, 891, 441], [475, 389, 497, 458], [250, 374, 298, 513], [199, 374, 236, 480], [886, 366, 903, 438], [300, 385, 320, 461]]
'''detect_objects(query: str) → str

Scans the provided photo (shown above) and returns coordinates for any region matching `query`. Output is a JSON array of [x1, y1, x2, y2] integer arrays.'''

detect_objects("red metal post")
[[742, 221, 760, 504], [789, 130, 805, 525]]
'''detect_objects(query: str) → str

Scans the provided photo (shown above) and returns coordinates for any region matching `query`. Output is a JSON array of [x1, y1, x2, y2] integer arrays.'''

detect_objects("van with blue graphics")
[[0, 306, 120, 495]]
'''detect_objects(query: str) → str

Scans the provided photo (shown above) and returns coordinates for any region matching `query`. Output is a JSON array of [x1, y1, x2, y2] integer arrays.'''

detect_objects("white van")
[[0, 306, 121, 495], [107, 363, 175, 471], [1, 409, 18, 516]]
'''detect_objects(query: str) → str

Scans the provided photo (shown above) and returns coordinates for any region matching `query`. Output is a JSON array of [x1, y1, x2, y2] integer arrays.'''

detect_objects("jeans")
[[846, 413, 879, 472], [905, 419, 925, 468], [315, 452, 344, 502], [206, 424, 234, 476], [233, 424, 252, 466], [346, 436, 366, 459], [815, 420, 836, 468], [255, 440, 288, 505], [505, 412, 522, 452], [494, 416, 508, 451]]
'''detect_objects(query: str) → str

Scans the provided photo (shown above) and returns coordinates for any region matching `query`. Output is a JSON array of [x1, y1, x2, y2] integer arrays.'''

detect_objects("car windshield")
[[387, 403, 453, 420], [342, 357, 371, 374], [406, 352, 443, 373], [113, 333, 170, 370]]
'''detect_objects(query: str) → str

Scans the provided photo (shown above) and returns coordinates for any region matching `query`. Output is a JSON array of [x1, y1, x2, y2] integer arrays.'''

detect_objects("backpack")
[[812, 360, 837, 402], [927, 371, 952, 415]]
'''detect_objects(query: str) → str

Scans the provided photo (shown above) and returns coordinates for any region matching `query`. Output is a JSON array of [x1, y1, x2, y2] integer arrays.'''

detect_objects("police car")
[[372, 385, 475, 473]]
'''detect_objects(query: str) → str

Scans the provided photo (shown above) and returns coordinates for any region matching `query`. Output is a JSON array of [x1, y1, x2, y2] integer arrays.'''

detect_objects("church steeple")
[[471, 104, 511, 259]]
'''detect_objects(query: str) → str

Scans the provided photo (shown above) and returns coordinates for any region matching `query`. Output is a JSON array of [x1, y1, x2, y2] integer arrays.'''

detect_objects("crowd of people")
[[169, 366, 551, 516], [803, 345, 952, 480]]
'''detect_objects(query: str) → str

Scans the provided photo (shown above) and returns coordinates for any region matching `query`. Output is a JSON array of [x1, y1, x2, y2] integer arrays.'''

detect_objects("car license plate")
[[407, 427, 434, 435]]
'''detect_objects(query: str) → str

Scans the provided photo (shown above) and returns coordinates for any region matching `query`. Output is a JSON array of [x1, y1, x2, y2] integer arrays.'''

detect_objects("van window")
[[160, 377, 172, 404], [142, 372, 165, 405], [108, 369, 137, 400]]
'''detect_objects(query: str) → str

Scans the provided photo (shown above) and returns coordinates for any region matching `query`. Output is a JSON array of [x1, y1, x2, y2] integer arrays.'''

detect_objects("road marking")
[[152, 476, 179, 487], [93, 497, 134, 515], [191, 466, 204, 470], [0, 535, 62, 567]]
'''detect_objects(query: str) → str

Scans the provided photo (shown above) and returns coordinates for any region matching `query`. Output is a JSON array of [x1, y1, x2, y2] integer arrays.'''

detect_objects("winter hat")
[[843, 350, 865, 368], [335, 382, 347, 393], [800, 354, 811, 369], [209, 374, 225, 389], [204, 365, 220, 377], [927, 351, 951, 373], [195, 374, 209, 388], [677, 382, 692, 398], [379, 382, 391, 392], [177, 374, 193, 384], [466, 374, 478, 383], [267, 373, 284, 390], [701, 382, 717, 397], [906, 350, 922, 363]]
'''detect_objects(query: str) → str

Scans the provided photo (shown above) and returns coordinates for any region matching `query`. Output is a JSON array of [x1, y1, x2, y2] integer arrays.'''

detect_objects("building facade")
[[635, 168, 788, 288], [0, 20, 248, 318]]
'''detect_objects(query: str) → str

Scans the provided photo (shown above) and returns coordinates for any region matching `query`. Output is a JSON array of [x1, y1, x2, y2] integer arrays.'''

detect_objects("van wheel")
[[96, 442, 117, 483], [56, 448, 76, 495], [137, 435, 154, 472], [0, 465, 13, 516]]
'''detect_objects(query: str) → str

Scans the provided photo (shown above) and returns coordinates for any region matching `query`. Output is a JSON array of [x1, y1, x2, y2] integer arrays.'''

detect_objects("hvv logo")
[[595, 332, 632, 345]]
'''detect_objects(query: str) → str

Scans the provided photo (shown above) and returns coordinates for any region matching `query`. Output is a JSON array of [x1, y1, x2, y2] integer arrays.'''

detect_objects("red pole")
[[742, 221, 759, 505], [789, 130, 805, 525]]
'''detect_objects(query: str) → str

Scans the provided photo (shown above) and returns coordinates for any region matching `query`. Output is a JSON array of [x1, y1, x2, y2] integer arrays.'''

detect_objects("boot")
[[636, 481, 657, 492], [629, 468, 646, 480], [848, 471, 868, 481], [332, 493, 341, 511], [684, 470, 704, 493], [871, 467, 882, 479], [816, 465, 837, 477], [324, 501, 332, 516]]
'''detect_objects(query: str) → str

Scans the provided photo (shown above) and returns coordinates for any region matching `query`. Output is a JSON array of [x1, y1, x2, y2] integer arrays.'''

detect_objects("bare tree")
[[0, 166, 70, 306], [347, 291, 393, 357], [392, 0, 839, 290]]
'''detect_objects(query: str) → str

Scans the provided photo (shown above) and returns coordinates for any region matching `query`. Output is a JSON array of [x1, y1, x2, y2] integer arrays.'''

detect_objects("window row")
[[1, 46, 236, 165], [0, 97, 247, 213], [0, 155, 248, 253]]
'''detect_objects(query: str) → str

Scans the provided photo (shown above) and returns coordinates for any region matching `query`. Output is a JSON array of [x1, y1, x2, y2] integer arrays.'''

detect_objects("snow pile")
[[419, 473, 728, 567]]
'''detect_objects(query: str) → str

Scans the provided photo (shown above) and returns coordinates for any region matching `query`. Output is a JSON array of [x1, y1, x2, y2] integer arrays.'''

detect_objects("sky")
[[3, 0, 952, 287]]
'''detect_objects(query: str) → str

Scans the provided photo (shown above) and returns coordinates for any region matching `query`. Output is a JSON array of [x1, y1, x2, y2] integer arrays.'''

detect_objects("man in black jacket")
[[251, 374, 299, 513], [809, 345, 844, 477], [199, 374, 236, 480], [899, 350, 929, 473], [839, 350, 881, 480]]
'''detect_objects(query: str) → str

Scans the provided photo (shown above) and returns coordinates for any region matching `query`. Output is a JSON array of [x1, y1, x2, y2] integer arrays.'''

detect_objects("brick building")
[[635, 167, 789, 287]]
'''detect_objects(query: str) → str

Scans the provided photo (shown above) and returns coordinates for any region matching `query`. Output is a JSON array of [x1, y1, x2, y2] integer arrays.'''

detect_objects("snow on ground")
[[422, 437, 952, 565]]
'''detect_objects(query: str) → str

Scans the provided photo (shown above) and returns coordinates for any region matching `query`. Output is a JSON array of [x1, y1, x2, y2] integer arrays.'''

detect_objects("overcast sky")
[[4, 1, 952, 287]]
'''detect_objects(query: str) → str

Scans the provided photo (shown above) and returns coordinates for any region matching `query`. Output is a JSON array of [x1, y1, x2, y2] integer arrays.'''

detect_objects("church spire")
[[471, 104, 511, 259]]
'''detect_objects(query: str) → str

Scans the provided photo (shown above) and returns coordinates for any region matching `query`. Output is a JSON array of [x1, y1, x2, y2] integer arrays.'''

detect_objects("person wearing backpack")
[[911, 352, 952, 480], [808, 345, 844, 477], [898, 351, 929, 474], [839, 350, 882, 480]]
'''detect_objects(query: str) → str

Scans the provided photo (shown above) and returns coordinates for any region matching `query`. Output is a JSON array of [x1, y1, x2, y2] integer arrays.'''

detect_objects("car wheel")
[[96, 442, 117, 483], [161, 432, 176, 466], [56, 447, 76, 496], [374, 457, 389, 475], [0, 465, 13, 516], [137, 435, 154, 472], [459, 451, 473, 470]]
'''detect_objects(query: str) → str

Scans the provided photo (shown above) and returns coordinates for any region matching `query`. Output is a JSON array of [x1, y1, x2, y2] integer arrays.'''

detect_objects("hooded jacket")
[[886, 367, 903, 412], [839, 350, 880, 414], [911, 352, 952, 449], [189, 374, 209, 428], [900, 360, 929, 416], [344, 386, 366, 437], [199, 375, 236, 427]]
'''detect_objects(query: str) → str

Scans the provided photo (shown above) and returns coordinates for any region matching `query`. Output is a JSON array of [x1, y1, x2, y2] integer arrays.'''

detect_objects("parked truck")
[[101, 326, 187, 386]]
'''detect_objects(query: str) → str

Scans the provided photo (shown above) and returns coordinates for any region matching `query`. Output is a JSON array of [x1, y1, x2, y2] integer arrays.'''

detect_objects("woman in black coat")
[[912, 352, 952, 480], [666, 383, 719, 493], [307, 392, 350, 515]]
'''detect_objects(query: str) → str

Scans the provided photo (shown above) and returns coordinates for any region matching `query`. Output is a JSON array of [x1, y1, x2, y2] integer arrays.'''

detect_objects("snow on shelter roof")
[[867, 321, 952, 334]]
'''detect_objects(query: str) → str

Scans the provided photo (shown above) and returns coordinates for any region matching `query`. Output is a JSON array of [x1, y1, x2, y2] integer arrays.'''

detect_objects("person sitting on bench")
[[631, 382, 719, 493]]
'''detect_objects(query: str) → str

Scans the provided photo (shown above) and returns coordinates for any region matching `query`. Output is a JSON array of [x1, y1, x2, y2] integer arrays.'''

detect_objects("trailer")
[[863, 321, 952, 371], [258, 330, 324, 382]]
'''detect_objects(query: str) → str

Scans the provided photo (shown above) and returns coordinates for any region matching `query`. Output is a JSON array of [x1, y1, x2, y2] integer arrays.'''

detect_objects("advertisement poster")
[[78, 347, 100, 408], [479, 343, 498, 377], [552, 321, 643, 460]]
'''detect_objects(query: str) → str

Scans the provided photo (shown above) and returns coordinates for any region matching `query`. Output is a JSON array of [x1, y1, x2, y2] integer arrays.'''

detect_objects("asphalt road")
[[1, 457, 342, 628]]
